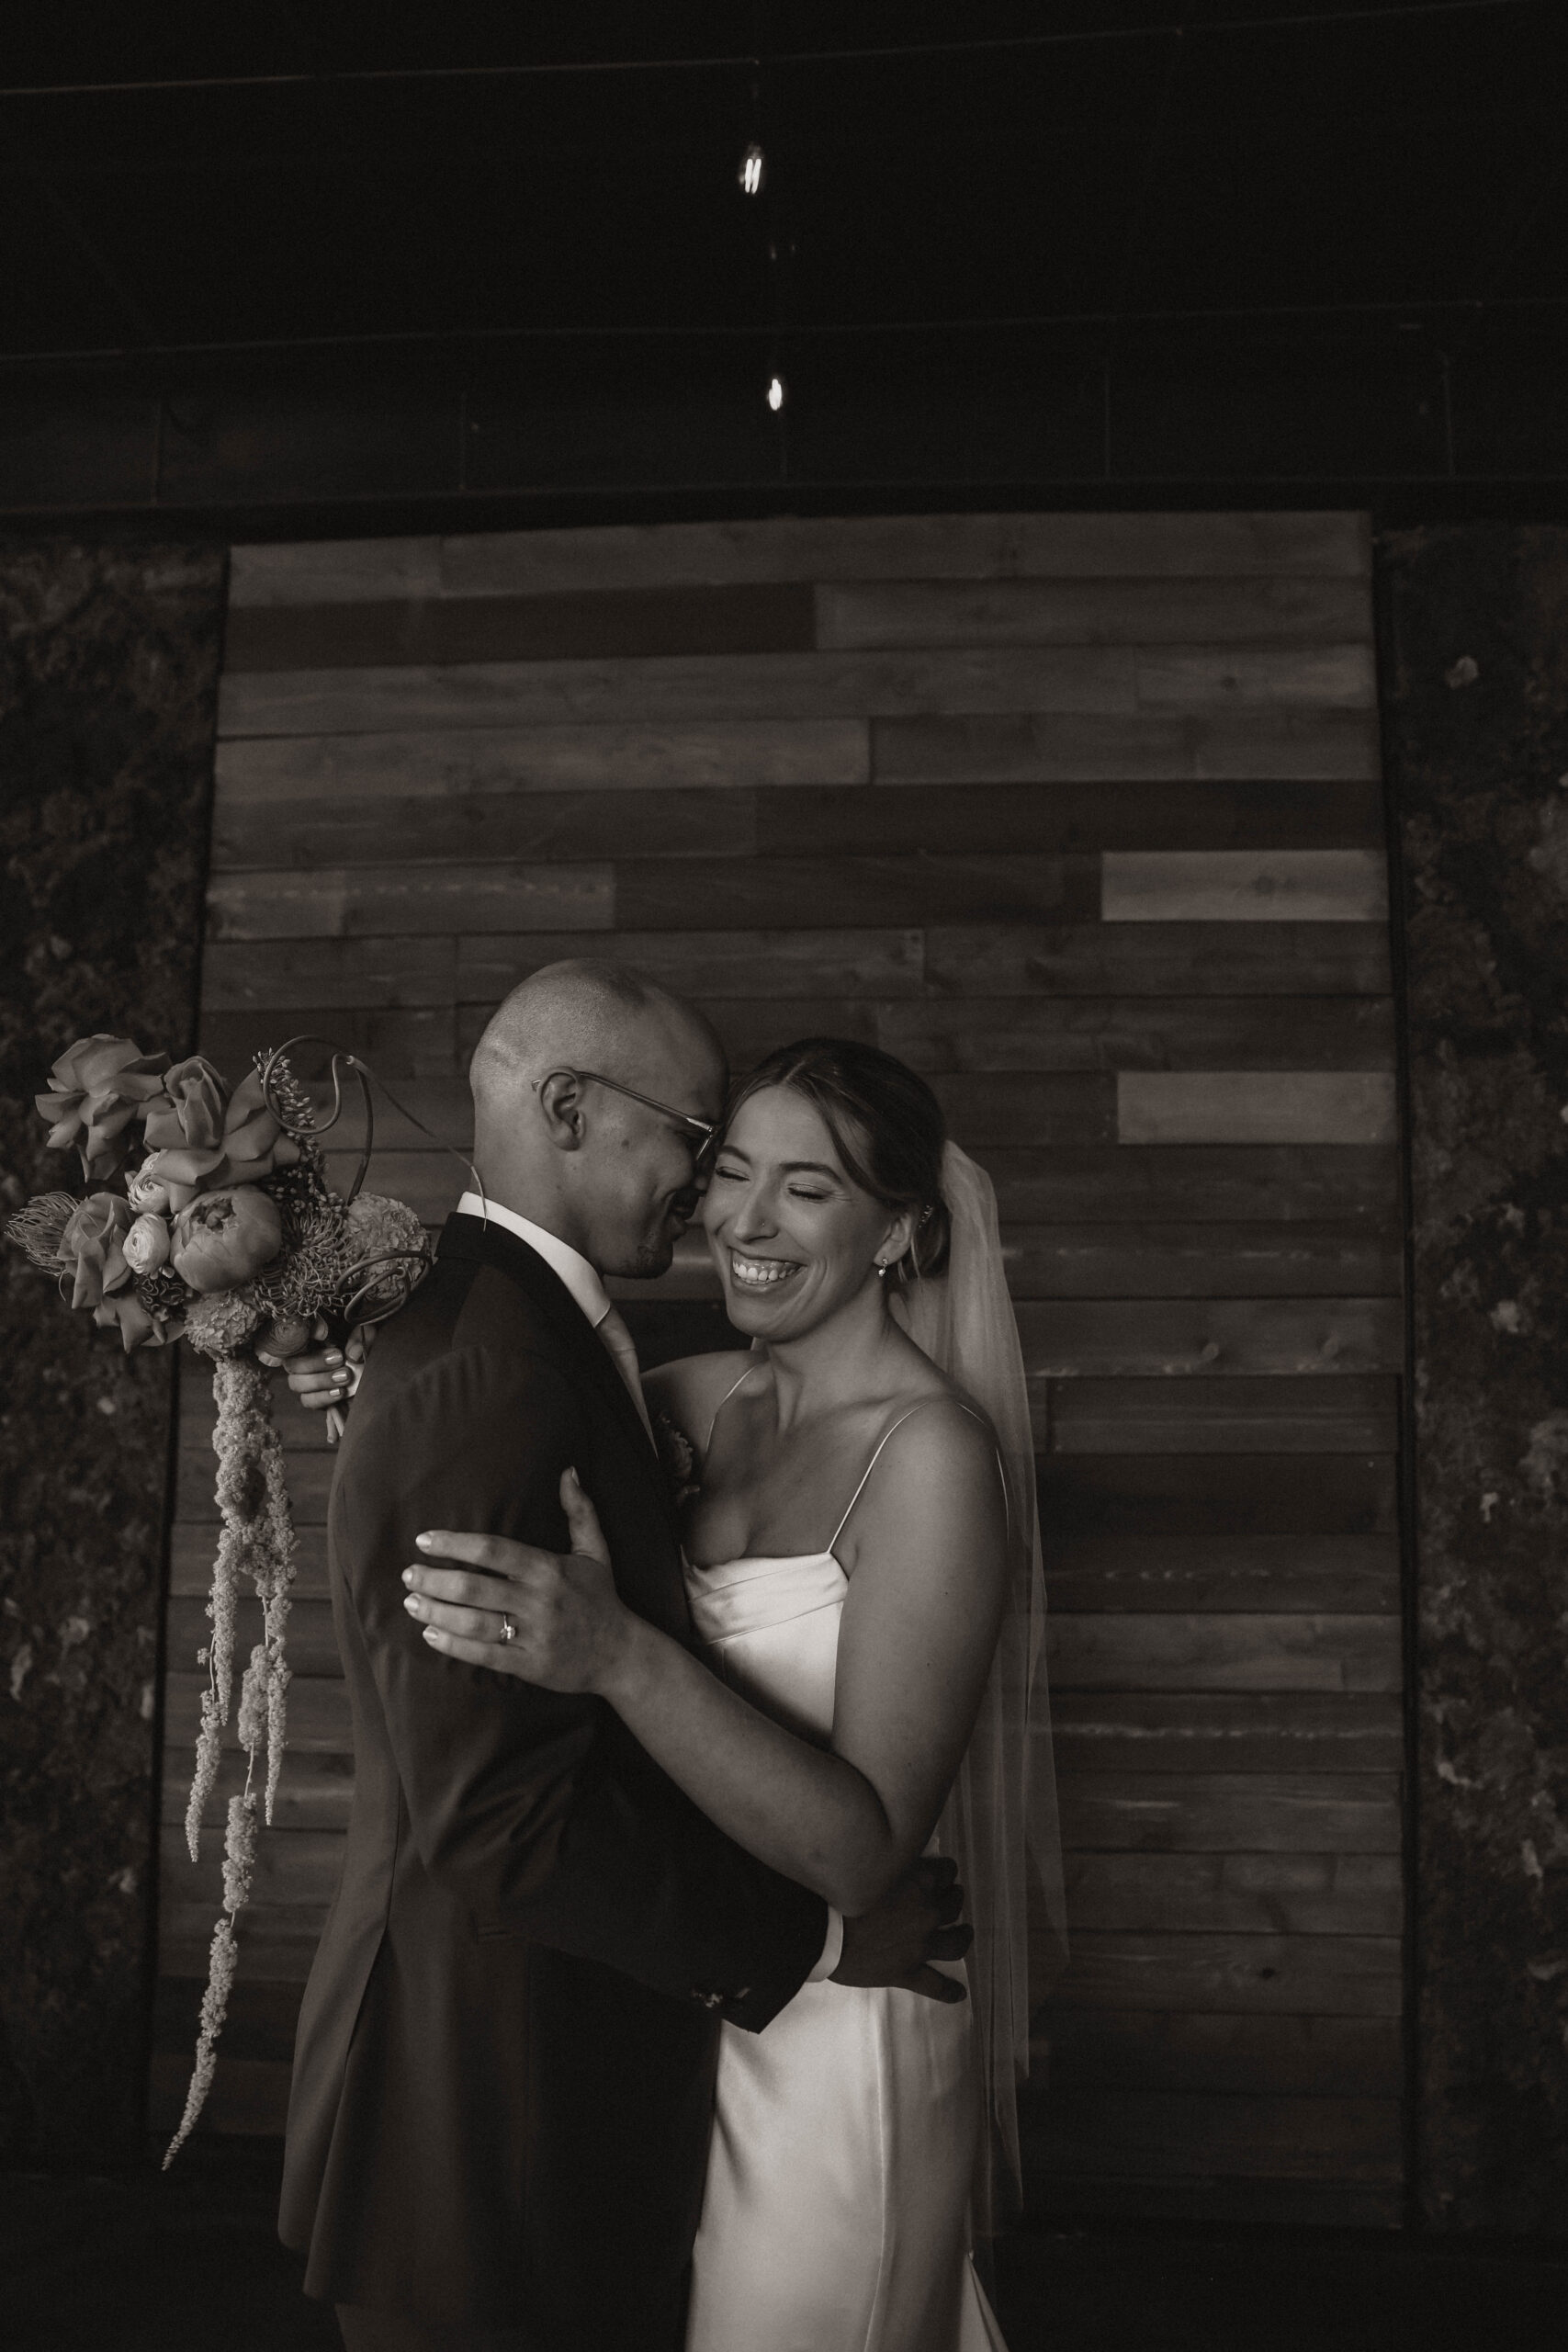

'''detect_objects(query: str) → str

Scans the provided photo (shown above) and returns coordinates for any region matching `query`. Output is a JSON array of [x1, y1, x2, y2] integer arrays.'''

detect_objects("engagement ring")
[[499, 1613, 516, 1643]]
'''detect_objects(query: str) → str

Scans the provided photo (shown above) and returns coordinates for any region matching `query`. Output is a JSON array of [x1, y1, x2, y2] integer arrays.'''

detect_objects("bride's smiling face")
[[701, 1084, 914, 1340]]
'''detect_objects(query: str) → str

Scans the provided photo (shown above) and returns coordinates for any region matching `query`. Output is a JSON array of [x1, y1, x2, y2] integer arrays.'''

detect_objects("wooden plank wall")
[[152, 511, 1404, 2228]]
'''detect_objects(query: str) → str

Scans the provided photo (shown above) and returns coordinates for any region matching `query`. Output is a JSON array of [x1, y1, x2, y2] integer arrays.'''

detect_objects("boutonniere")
[[653, 1409, 700, 1510]]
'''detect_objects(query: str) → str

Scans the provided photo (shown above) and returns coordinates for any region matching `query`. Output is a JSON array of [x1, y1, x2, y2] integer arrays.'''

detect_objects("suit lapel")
[[436, 1214, 680, 1541]]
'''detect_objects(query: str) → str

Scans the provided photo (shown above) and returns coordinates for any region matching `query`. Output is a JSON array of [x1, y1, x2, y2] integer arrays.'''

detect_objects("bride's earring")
[[874, 1258, 889, 1277]]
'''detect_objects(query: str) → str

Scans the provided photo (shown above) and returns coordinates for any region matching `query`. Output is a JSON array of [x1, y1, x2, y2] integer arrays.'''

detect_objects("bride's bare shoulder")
[[642, 1349, 757, 1445]]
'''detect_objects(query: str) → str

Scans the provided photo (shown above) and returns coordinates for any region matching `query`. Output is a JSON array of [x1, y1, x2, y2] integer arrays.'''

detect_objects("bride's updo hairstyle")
[[723, 1037, 952, 1283]]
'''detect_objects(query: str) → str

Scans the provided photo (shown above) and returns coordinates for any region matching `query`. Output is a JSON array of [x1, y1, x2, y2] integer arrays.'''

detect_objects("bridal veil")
[[894, 1141, 1068, 2232]]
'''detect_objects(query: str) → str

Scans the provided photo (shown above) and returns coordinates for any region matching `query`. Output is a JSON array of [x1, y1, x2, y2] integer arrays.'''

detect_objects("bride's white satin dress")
[[682, 1543, 1009, 2352]]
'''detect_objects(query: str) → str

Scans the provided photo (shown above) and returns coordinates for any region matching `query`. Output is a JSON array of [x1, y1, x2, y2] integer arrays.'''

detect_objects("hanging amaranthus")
[[6, 1035, 433, 2159]]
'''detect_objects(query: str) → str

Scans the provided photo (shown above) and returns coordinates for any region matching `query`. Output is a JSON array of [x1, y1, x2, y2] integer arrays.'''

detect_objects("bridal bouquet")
[[6, 1033, 431, 2160]]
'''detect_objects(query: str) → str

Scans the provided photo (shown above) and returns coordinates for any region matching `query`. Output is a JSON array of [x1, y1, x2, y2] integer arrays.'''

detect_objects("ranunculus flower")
[[142, 1057, 229, 1155], [170, 1187, 284, 1294], [123, 1212, 171, 1276], [140, 1070, 299, 1209], [36, 1036, 169, 1180], [59, 1192, 135, 1308], [126, 1165, 173, 1215]]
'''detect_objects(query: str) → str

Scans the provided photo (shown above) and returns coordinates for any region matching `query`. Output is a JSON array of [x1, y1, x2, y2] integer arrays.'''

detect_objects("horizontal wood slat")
[[457, 927, 926, 999], [208, 864, 612, 941], [1017, 1297, 1403, 1376], [1007, 1226, 1401, 1298], [225, 584, 818, 671], [985, 1145, 1397, 1227], [1052, 1692, 1403, 1775], [1102, 848, 1387, 922], [1117, 1070, 1398, 1146], [880, 996, 1396, 1074], [1042, 2008, 1402, 2097], [926, 922, 1391, 995], [1043, 1455, 1398, 1539], [1049, 1614, 1399, 1693], [217, 718, 870, 799], [614, 854, 1100, 932], [754, 777, 1389, 854], [818, 575, 1372, 650], [1061, 1850, 1402, 1936], [870, 709, 1381, 785], [1045, 1928, 1402, 2013], [1044, 1534, 1400, 1614], [1059, 1774, 1402, 1856], [214, 788, 761, 871], [224, 514, 1370, 607], [1024, 2088, 1402, 2179], [211, 788, 1398, 873], [1045, 1374, 1398, 1451], [1020, 2174, 1403, 2229], [217, 645, 1372, 743]]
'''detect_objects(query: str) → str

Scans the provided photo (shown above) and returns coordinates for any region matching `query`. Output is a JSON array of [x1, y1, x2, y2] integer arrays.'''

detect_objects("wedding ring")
[[499, 1613, 516, 1643]]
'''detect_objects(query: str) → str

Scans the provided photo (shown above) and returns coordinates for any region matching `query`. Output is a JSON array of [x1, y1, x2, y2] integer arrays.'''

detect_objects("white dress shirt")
[[454, 1193, 844, 1986]]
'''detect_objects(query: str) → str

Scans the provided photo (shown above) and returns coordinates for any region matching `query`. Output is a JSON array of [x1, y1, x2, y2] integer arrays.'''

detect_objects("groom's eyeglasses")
[[536, 1068, 719, 1173]]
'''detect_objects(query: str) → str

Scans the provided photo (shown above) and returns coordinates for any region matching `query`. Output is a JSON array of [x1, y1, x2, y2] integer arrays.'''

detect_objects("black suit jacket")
[[279, 1215, 827, 2343]]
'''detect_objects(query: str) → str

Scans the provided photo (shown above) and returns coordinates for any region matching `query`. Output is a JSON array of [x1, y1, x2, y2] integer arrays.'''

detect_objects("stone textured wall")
[[0, 542, 224, 2164], [1381, 526, 1568, 2231]]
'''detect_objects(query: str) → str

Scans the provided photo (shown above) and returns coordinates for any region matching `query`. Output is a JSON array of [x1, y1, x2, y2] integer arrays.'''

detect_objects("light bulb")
[[739, 143, 765, 197], [766, 376, 785, 413]]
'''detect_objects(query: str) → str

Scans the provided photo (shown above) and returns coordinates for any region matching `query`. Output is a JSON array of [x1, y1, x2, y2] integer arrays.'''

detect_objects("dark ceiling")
[[2, 1, 1564, 527]]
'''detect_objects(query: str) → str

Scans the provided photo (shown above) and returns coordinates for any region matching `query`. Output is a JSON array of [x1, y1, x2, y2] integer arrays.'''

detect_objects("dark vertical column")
[[1379, 525, 1568, 2232], [0, 540, 225, 2164]]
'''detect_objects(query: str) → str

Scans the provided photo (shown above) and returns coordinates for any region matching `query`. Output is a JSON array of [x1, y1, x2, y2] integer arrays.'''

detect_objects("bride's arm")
[[403, 1408, 1008, 1914]]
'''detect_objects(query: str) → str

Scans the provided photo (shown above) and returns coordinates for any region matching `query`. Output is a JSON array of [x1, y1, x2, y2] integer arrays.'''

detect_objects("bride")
[[393, 1037, 1065, 2352]]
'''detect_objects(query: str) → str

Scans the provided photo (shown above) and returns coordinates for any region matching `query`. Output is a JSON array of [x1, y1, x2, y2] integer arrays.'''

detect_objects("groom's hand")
[[831, 1855, 973, 2006]]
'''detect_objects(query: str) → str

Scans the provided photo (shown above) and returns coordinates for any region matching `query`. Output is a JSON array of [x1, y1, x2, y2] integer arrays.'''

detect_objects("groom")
[[278, 960, 968, 2352]]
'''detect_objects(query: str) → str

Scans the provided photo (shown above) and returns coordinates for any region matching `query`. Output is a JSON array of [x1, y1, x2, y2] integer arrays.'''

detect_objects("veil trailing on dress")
[[891, 1141, 1067, 2233]]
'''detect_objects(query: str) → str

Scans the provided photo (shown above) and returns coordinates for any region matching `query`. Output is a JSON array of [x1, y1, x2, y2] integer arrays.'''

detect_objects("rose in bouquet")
[[7, 1034, 433, 2160]]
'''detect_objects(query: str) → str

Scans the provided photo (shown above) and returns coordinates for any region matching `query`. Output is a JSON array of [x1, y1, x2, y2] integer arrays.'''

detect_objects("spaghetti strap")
[[705, 1361, 760, 1452], [828, 1398, 990, 1554]]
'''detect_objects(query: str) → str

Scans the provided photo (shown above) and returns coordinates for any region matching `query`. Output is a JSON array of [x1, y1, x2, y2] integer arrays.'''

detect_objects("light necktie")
[[596, 1304, 656, 1446]]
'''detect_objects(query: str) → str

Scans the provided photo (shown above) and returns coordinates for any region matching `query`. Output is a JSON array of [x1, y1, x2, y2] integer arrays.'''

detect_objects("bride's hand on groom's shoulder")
[[402, 1469, 634, 1696]]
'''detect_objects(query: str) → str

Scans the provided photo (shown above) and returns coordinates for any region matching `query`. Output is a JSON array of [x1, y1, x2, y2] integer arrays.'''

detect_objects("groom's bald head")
[[470, 959, 723, 1119], [468, 959, 726, 1273]]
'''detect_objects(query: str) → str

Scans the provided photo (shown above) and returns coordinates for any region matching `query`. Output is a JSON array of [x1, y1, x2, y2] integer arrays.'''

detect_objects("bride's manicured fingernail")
[[401, 1568, 414, 1585], [415, 1532, 434, 1549], [422, 1627, 438, 1645], [403, 1595, 421, 1616]]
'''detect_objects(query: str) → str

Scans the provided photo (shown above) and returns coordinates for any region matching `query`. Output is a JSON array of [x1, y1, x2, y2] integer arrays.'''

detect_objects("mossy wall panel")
[[1381, 525, 1568, 2233], [0, 540, 224, 2163]]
